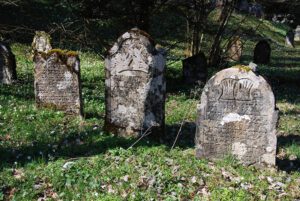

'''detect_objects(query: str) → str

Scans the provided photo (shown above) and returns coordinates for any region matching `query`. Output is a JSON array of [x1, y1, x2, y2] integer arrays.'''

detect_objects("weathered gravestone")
[[195, 65, 278, 166], [253, 40, 271, 64], [182, 52, 208, 84], [105, 28, 166, 137], [285, 30, 295, 48], [34, 50, 83, 116], [32, 31, 52, 53], [0, 42, 17, 84], [226, 36, 243, 62], [294, 25, 300, 42]]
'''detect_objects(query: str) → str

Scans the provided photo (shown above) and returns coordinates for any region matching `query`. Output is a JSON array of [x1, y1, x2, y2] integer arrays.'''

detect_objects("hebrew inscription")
[[105, 28, 166, 137], [34, 52, 83, 116], [195, 67, 278, 166]]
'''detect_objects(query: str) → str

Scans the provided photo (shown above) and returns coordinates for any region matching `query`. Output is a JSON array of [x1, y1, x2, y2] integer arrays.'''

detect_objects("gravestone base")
[[104, 121, 164, 140]]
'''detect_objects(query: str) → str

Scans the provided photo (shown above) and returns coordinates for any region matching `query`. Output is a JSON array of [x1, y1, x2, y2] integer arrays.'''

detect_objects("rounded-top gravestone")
[[32, 31, 52, 54], [195, 65, 278, 166], [105, 28, 166, 138], [226, 36, 243, 62], [253, 40, 271, 64], [0, 42, 17, 84]]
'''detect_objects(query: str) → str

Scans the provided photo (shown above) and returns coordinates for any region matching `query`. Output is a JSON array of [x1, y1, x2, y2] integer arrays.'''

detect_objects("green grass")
[[1, 13, 300, 200]]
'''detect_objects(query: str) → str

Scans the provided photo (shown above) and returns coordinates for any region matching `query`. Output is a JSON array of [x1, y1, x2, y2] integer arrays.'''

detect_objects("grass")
[[1, 13, 300, 200]]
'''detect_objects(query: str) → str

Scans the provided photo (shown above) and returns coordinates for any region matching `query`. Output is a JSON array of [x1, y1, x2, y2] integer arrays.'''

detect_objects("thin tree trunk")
[[209, 0, 236, 68]]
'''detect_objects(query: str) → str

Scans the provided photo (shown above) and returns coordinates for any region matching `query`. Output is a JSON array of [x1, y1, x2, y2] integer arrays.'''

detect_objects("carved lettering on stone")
[[0, 42, 17, 84], [34, 51, 83, 116], [195, 67, 278, 166], [105, 28, 166, 137]]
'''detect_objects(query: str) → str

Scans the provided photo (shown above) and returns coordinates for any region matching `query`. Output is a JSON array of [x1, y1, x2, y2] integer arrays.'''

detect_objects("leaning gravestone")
[[0, 42, 17, 84], [182, 52, 208, 84], [226, 36, 243, 62], [32, 31, 52, 53], [253, 40, 271, 64], [34, 50, 83, 116], [195, 65, 278, 166], [105, 28, 166, 137]]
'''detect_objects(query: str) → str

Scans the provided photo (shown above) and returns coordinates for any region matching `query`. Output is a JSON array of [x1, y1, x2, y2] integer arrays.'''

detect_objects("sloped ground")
[[0, 14, 300, 200]]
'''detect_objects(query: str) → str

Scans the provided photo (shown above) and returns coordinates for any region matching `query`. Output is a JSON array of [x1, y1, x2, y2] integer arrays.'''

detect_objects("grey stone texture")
[[0, 42, 17, 84], [226, 36, 243, 62], [32, 31, 52, 53], [105, 28, 166, 138], [34, 50, 83, 116], [182, 52, 208, 84], [195, 66, 278, 166], [294, 25, 300, 42], [253, 40, 271, 64]]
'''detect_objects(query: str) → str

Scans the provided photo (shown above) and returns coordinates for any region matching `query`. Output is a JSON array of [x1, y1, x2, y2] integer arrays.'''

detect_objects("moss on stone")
[[233, 64, 252, 72], [36, 48, 79, 72]]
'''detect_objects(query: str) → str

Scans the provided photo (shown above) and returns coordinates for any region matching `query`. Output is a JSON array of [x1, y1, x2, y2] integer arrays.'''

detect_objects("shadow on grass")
[[277, 135, 300, 172], [0, 82, 35, 101], [164, 122, 196, 148], [0, 121, 198, 170], [0, 131, 147, 170]]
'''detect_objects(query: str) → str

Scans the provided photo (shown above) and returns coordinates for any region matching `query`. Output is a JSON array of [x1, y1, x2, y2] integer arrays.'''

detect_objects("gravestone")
[[195, 65, 278, 166], [182, 52, 207, 84], [34, 50, 83, 116], [237, 0, 249, 12], [253, 40, 271, 64], [226, 36, 243, 62], [32, 31, 52, 53], [105, 28, 166, 138], [285, 30, 295, 48], [248, 3, 264, 18], [0, 42, 17, 84], [294, 25, 300, 42]]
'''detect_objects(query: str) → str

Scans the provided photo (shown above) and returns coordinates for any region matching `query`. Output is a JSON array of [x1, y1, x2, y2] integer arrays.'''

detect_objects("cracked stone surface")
[[34, 52, 83, 116], [195, 67, 278, 166], [0, 42, 17, 84], [105, 28, 166, 137]]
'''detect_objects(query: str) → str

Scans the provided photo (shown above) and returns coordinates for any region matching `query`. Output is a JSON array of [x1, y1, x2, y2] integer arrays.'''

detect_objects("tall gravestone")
[[253, 40, 271, 64], [0, 42, 17, 84], [226, 36, 243, 62], [33, 32, 83, 116], [105, 28, 166, 138], [195, 66, 278, 166], [182, 52, 208, 84]]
